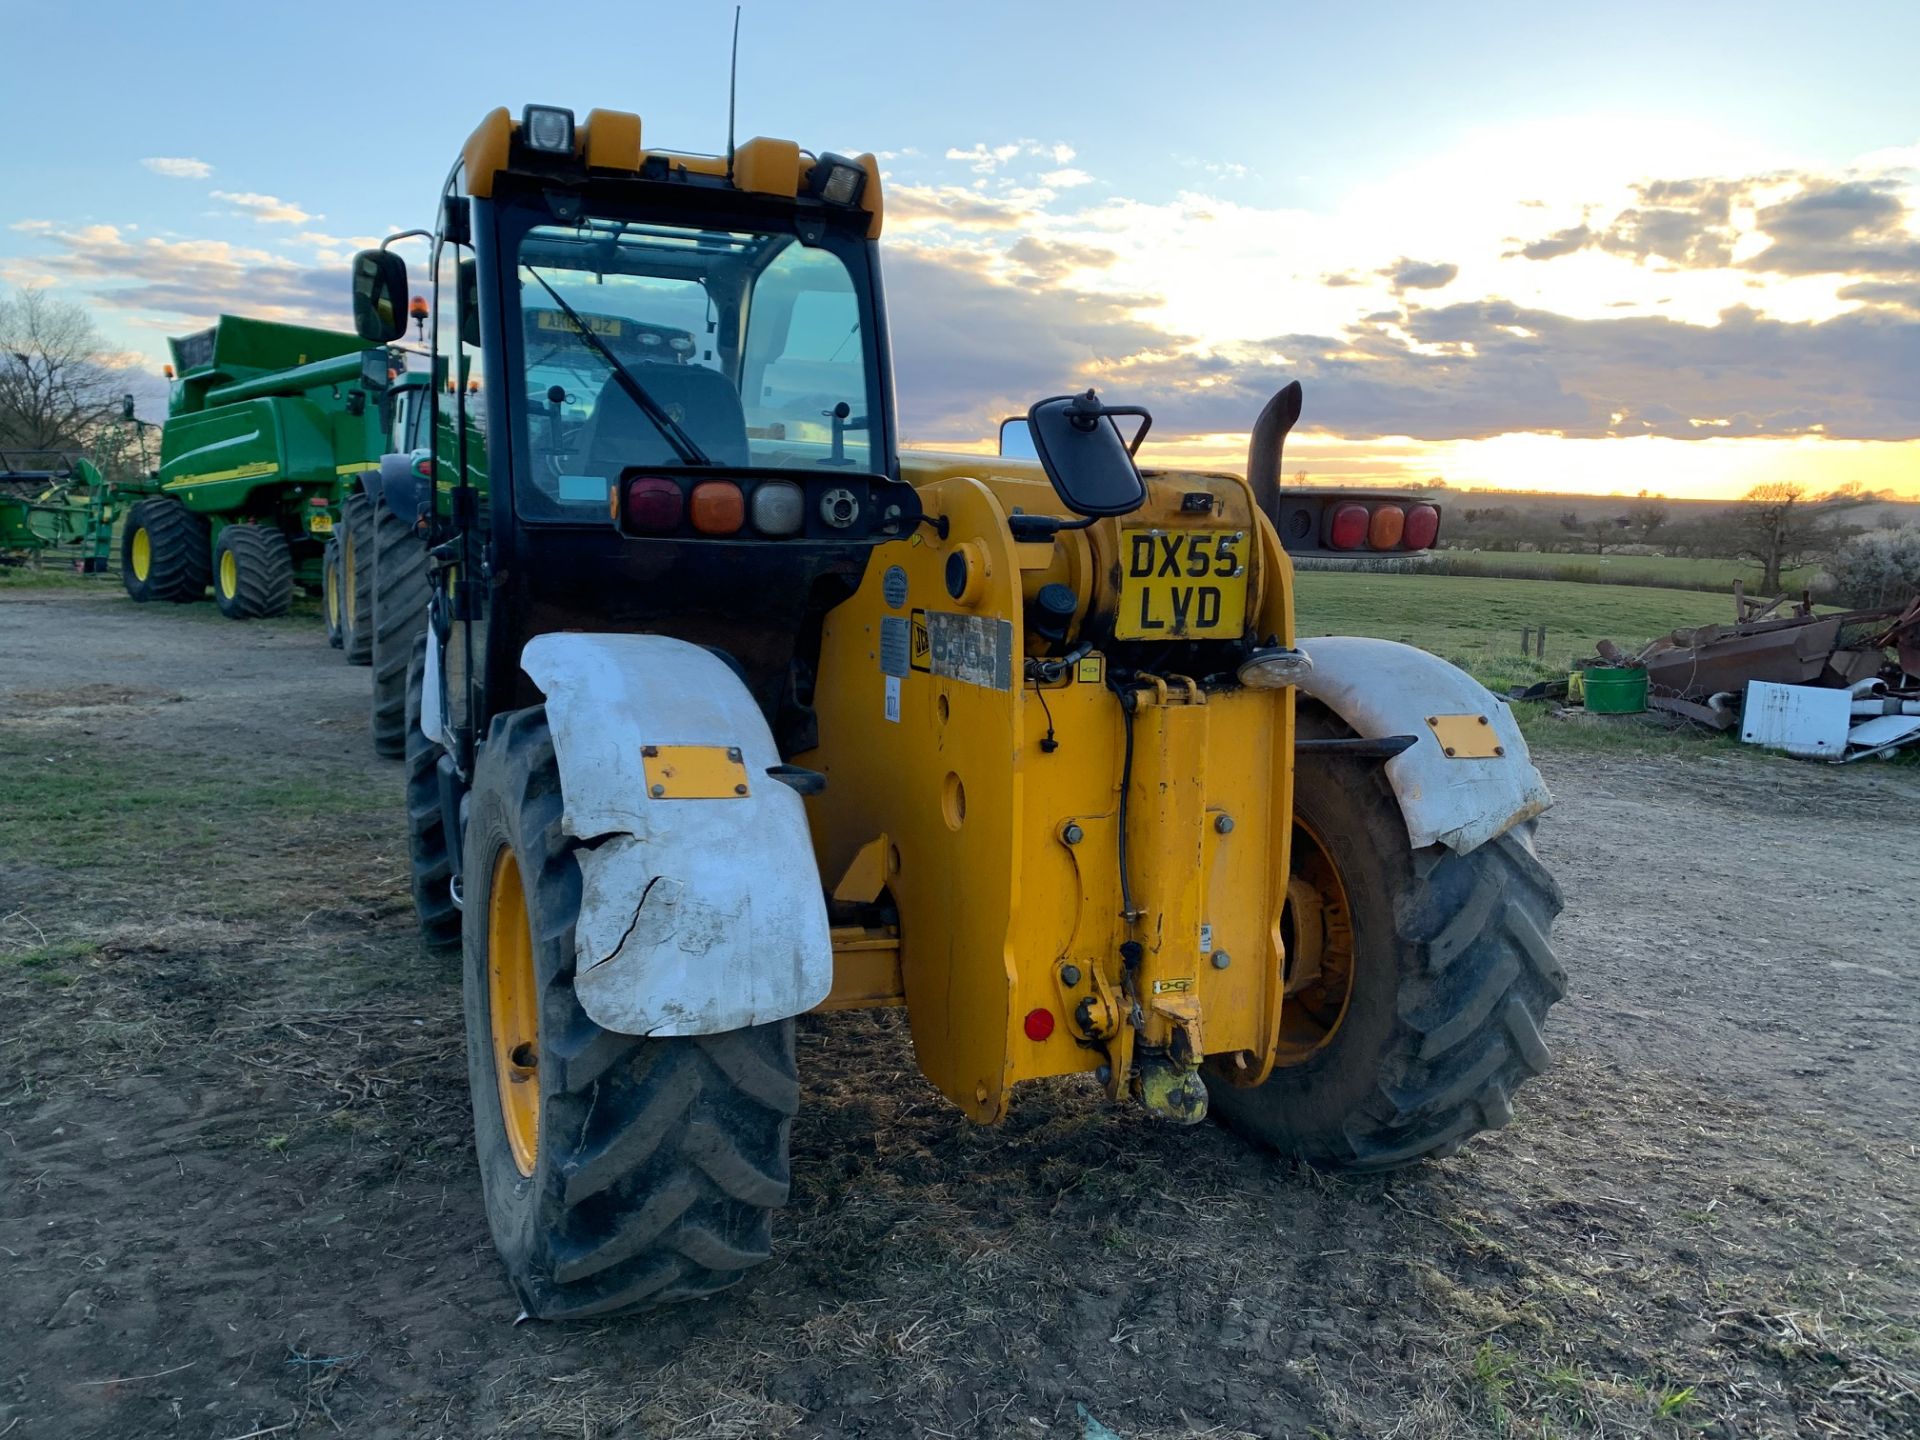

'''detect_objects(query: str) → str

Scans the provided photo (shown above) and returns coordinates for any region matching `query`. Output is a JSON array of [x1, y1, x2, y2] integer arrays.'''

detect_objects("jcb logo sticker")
[[909, 609, 931, 672]]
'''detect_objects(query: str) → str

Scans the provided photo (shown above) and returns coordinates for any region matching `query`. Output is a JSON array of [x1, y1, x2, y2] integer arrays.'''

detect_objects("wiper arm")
[[523, 266, 713, 467]]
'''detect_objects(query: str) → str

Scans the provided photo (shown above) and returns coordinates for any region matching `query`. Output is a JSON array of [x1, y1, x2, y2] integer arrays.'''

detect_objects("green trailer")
[[116, 315, 427, 634]]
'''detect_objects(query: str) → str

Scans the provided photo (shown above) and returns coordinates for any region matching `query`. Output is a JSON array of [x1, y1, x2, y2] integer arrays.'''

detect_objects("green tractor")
[[115, 316, 433, 656]]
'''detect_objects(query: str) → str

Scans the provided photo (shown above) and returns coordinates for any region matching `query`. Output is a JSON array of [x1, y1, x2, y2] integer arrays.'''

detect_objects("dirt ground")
[[2, 585, 1916, 1440]]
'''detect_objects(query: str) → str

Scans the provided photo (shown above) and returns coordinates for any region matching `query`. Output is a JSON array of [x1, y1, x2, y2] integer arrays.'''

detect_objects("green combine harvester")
[[115, 315, 430, 653]]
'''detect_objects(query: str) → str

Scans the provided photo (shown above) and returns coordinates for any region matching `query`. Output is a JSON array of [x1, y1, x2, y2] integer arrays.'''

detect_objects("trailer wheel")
[[340, 493, 374, 666], [370, 501, 429, 759], [464, 707, 797, 1318], [210, 525, 294, 619], [1205, 702, 1565, 1170], [120, 497, 209, 604], [323, 537, 345, 648], [405, 633, 460, 951]]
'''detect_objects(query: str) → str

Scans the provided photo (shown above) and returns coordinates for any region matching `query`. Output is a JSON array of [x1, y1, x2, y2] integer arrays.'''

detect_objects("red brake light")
[[1403, 503, 1440, 550], [689, 480, 744, 536], [1328, 503, 1369, 550], [1022, 1007, 1056, 1042], [625, 477, 683, 533], [1368, 504, 1406, 550]]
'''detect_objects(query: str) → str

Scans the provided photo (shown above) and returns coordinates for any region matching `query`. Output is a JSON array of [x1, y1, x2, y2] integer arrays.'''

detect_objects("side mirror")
[[121, 393, 136, 422], [350, 249, 410, 343], [998, 417, 1037, 460], [1025, 389, 1150, 518], [457, 259, 481, 348]]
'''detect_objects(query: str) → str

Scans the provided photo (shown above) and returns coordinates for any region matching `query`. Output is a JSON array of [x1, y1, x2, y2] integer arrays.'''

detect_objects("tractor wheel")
[[464, 707, 797, 1318], [405, 633, 460, 951], [211, 525, 294, 619], [1205, 702, 1566, 1170], [323, 536, 345, 648], [120, 497, 209, 604], [340, 493, 374, 666], [370, 501, 429, 759]]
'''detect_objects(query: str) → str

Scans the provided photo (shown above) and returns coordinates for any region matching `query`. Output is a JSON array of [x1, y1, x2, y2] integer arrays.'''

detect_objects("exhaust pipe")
[[1245, 381, 1303, 530]]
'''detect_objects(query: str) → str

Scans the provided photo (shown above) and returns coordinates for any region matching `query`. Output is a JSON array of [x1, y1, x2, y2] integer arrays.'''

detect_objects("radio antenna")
[[725, 5, 742, 183]]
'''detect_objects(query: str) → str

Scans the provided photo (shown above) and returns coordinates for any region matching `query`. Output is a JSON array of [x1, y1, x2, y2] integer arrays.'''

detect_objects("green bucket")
[[1581, 666, 1647, 714]]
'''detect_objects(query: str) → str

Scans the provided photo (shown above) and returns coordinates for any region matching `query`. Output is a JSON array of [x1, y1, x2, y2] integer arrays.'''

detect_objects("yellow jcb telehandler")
[[346, 103, 1564, 1317]]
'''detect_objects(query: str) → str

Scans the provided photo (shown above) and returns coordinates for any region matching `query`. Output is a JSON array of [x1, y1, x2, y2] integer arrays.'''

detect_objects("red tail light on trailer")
[[1327, 503, 1370, 550], [1403, 503, 1440, 551]]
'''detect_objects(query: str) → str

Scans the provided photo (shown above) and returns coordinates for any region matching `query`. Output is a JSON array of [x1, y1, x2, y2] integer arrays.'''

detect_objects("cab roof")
[[458, 106, 884, 239]]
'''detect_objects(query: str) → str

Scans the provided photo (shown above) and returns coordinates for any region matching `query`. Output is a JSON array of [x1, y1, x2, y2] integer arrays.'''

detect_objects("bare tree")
[[0, 288, 125, 454], [1626, 500, 1669, 544], [1723, 483, 1871, 592]]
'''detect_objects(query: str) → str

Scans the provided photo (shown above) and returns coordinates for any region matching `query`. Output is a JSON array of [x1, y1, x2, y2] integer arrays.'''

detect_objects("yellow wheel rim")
[[130, 527, 151, 581], [1273, 818, 1358, 1064], [342, 530, 357, 630], [218, 548, 238, 599], [324, 559, 339, 629], [487, 847, 541, 1176]]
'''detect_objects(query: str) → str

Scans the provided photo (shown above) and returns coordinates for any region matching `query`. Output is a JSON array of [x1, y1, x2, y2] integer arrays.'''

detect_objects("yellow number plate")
[[535, 310, 624, 337], [1115, 529, 1248, 640], [308, 514, 334, 534]]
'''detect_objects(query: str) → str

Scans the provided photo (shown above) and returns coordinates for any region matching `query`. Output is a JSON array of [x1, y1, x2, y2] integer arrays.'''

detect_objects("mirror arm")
[[1008, 512, 1097, 543]]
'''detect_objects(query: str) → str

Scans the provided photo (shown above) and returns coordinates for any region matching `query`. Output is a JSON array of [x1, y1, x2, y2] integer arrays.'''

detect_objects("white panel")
[[1739, 681, 1851, 759], [521, 633, 832, 1037], [1295, 636, 1552, 854]]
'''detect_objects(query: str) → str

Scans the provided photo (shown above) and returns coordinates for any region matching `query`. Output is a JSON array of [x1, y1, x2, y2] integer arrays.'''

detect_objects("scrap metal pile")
[[1586, 584, 1920, 762]]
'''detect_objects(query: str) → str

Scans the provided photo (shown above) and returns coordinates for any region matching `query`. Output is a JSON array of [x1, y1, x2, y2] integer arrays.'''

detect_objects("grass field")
[[1294, 569, 1734, 688], [1426, 548, 1818, 591]]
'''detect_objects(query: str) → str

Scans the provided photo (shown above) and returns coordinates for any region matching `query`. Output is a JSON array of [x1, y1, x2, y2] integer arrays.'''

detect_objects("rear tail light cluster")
[[618, 476, 810, 539], [1325, 500, 1439, 553]]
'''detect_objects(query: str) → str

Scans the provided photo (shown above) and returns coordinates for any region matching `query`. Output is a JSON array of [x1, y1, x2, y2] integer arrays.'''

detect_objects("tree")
[[1722, 483, 1871, 593], [1825, 526, 1920, 608], [0, 287, 125, 454], [1626, 500, 1669, 544]]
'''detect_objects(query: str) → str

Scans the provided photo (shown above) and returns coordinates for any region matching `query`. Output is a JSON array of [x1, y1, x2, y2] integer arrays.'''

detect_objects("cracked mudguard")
[[520, 633, 832, 1037]]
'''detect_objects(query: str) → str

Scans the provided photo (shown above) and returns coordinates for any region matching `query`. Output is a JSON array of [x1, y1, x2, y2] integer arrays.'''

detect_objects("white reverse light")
[[522, 105, 576, 154], [750, 481, 805, 536]]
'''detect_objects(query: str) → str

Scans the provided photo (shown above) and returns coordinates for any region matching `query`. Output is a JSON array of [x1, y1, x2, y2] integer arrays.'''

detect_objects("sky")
[[3, 0, 1918, 500]]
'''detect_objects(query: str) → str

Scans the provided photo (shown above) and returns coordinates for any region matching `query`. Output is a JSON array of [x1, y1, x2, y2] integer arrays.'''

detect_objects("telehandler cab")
[[348, 104, 1565, 1318]]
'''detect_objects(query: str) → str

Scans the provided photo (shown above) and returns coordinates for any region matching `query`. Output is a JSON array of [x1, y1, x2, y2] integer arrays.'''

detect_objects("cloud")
[[210, 190, 313, 225], [1005, 237, 1119, 283], [1743, 181, 1920, 277], [142, 157, 212, 180], [1840, 280, 1920, 313], [1106, 299, 1920, 443], [1380, 257, 1458, 292], [1509, 223, 1593, 260], [13, 221, 346, 331], [883, 248, 1186, 437], [942, 140, 1077, 175], [888, 184, 1039, 230], [1039, 168, 1094, 189]]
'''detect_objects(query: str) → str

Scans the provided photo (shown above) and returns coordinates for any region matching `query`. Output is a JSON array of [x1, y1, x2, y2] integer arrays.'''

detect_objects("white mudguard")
[[1296, 636, 1552, 854], [521, 633, 833, 1037]]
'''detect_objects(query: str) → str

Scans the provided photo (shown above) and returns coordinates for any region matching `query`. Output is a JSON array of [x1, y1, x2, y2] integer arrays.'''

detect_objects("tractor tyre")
[[370, 501, 429, 759], [121, 497, 209, 604], [211, 524, 294, 619], [340, 493, 374, 666], [323, 536, 345, 648], [405, 633, 460, 951], [1205, 701, 1565, 1171], [464, 707, 797, 1318]]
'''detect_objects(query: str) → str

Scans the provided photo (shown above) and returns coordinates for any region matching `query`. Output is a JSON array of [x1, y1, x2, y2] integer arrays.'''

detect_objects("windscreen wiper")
[[523, 267, 713, 467]]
